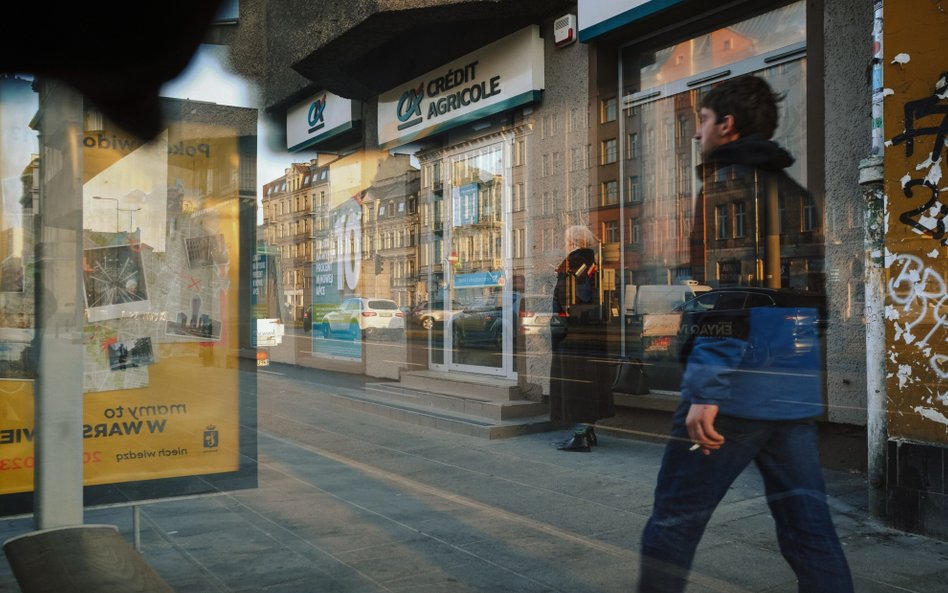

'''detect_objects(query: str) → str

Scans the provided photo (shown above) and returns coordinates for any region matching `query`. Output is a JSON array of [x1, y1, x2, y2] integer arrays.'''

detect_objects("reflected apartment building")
[[262, 156, 421, 322], [261, 161, 328, 322]]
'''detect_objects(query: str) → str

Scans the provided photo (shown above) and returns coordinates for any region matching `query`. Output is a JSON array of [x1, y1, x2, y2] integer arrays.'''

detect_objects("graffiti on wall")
[[888, 73, 948, 243], [885, 63, 948, 436], [886, 251, 948, 426]]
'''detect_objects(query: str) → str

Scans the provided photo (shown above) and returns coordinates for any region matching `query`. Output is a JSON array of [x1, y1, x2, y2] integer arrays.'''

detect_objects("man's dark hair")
[[700, 75, 781, 139]]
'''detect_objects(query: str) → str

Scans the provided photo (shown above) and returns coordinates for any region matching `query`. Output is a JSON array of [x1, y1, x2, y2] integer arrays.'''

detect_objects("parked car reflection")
[[409, 299, 465, 330], [322, 297, 405, 340], [673, 287, 827, 368], [451, 296, 504, 349], [518, 295, 568, 347]]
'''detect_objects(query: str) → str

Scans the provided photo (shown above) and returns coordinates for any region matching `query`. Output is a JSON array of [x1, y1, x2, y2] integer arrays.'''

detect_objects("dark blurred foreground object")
[[2, 1, 225, 141], [4, 525, 174, 592]]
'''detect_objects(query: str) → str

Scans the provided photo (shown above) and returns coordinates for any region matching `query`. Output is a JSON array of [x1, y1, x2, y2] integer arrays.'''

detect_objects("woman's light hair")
[[565, 225, 599, 250]]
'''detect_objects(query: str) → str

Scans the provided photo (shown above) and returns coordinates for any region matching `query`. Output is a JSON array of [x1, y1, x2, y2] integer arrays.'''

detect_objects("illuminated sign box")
[[378, 25, 544, 149], [577, 0, 686, 41], [287, 91, 361, 152]]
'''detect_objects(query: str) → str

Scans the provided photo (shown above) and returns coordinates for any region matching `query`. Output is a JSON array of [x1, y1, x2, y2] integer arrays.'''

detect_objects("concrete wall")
[[822, 0, 873, 426]]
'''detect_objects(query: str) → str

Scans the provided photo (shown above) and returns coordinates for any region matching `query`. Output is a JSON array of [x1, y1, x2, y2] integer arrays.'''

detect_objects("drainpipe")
[[860, 156, 886, 518], [862, 0, 887, 519]]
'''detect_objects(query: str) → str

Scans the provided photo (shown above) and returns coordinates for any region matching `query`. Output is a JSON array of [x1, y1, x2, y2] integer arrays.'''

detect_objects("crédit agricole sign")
[[287, 91, 360, 152], [378, 25, 544, 149]]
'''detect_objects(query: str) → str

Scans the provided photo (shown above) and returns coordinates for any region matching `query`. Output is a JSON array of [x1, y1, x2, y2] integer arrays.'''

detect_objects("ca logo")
[[396, 83, 425, 129], [308, 97, 327, 132]]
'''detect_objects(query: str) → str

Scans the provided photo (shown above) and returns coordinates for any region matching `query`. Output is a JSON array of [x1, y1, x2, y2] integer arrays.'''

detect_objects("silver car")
[[518, 295, 568, 346]]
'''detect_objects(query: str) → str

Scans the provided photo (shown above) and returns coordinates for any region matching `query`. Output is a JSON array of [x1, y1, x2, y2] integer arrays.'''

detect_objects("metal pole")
[[863, 0, 887, 519], [35, 79, 86, 529], [132, 505, 142, 551]]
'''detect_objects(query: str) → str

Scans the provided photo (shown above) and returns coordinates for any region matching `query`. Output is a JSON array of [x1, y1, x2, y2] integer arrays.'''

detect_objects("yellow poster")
[[0, 362, 240, 494], [0, 100, 254, 498]]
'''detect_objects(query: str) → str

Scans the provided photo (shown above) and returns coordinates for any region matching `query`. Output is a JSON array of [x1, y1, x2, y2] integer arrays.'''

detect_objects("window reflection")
[[0, 76, 38, 381]]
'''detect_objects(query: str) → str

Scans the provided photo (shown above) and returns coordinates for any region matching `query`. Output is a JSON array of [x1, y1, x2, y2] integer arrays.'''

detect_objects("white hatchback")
[[323, 297, 405, 339]]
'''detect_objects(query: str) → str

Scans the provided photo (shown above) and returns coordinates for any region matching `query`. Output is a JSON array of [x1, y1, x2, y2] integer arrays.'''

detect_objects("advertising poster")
[[0, 99, 256, 509], [311, 195, 363, 360], [305, 151, 392, 362]]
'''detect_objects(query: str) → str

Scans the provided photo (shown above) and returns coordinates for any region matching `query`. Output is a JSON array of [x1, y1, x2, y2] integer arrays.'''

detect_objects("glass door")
[[438, 142, 513, 377]]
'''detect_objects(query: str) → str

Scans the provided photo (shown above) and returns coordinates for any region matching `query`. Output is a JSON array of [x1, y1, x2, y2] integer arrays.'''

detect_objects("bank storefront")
[[264, 26, 555, 388], [378, 26, 544, 379]]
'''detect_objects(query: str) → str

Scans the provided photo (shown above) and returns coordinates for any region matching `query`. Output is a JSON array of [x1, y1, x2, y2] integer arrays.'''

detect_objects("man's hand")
[[685, 403, 725, 455]]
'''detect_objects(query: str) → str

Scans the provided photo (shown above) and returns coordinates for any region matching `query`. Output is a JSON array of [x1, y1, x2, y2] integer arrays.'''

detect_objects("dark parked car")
[[451, 296, 504, 349], [410, 299, 465, 330], [673, 287, 827, 367]]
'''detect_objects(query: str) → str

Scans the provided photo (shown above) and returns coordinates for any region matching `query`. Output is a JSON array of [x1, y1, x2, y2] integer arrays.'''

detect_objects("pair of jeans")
[[637, 402, 854, 593]]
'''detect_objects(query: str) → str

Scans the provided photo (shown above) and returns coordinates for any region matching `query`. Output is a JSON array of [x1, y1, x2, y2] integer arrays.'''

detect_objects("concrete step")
[[399, 370, 521, 402], [322, 382, 552, 439], [365, 382, 548, 421]]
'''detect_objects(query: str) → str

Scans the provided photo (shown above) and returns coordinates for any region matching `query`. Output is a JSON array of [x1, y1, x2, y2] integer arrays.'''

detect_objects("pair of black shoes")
[[557, 425, 598, 452]]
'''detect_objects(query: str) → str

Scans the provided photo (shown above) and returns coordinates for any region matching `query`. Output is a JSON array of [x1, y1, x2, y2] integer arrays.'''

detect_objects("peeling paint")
[[898, 364, 913, 388], [924, 161, 943, 186], [903, 329, 916, 344], [912, 406, 948, 426], [883, 88, 895, 97], [884, 9, 948, 443]]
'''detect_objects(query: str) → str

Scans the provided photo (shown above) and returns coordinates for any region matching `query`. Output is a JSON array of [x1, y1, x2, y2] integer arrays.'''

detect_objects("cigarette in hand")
[[689, 443, 702, 451]]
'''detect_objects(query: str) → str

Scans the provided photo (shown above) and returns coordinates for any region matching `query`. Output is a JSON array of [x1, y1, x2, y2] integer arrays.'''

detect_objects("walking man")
[[636, 76, 854, 593]]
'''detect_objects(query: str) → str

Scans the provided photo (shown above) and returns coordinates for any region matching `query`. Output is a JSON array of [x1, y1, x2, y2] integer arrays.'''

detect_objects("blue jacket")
[[680, 307, 824, 420]]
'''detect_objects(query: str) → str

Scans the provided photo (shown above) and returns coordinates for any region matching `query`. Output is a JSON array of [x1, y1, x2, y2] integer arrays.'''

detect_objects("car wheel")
[[421, 316, 434, 330]]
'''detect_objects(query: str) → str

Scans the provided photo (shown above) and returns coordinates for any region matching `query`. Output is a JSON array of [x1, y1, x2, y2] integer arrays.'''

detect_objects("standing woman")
[[550, 225, 615, 450]]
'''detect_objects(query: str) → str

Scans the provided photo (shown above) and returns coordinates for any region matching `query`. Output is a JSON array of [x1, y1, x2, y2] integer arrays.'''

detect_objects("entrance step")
[[324, 382, 552, 439], [399, 369, 522, 402], [365, 383, 547, 421]]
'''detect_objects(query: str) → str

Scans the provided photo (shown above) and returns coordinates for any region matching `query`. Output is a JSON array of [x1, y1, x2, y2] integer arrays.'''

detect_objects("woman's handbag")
[[611, 358, 649, 395]]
